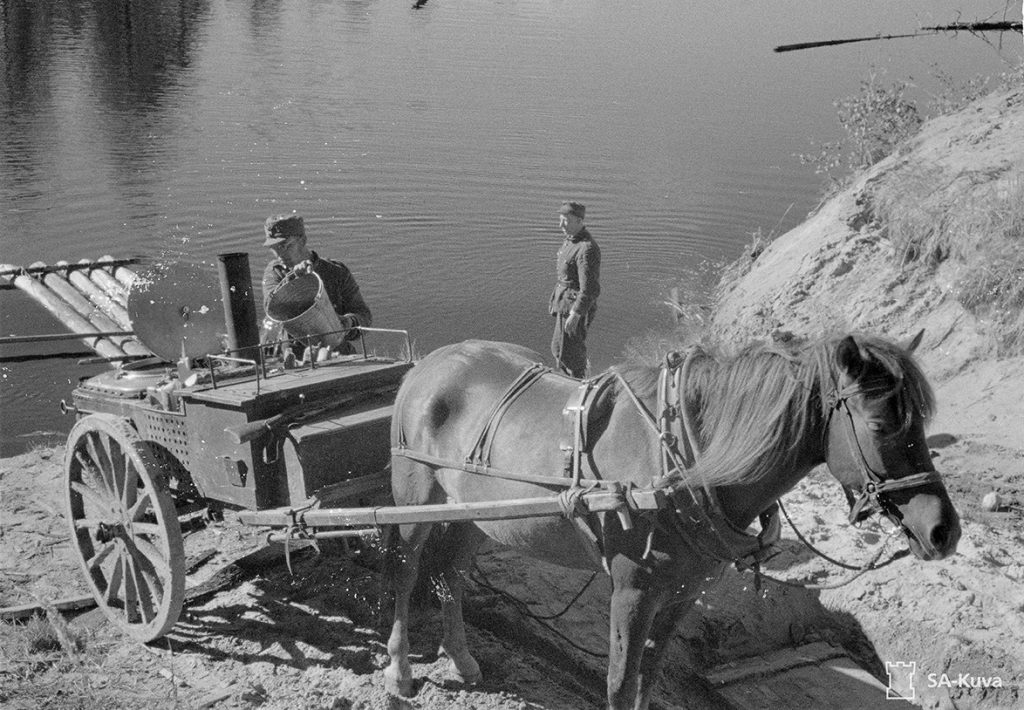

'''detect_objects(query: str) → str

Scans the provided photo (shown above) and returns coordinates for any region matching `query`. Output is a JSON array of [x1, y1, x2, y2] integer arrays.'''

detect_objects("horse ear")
[[902, 329, 925, 353], [835, 335, 866, 379]]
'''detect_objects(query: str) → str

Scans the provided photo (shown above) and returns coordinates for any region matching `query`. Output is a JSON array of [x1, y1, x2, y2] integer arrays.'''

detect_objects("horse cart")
[[4, 253, 961, 707], [3, 252, 669, 648], [4, 253, 412, 642]]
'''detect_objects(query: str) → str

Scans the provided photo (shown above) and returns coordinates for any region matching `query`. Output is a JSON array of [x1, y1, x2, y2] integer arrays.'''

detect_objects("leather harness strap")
[[559, 373, 616, 485], [826, 379, 945, 525], [468, 363, 549, 467]]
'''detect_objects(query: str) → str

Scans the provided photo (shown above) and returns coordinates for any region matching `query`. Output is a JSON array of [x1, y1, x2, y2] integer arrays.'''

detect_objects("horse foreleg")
[[384, 521, 432, 697], [607, 578, 664, 710], [634, 600, 688, 710], [436, 522, 487, 686]]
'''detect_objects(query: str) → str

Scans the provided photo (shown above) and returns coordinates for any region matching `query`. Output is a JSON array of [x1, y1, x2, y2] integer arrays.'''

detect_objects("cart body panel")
[[70, 356, 412, 509]]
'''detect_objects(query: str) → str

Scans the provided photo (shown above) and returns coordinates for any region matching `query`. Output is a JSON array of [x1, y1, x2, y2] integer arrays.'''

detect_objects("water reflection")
[[0, 0, 1020, 456], [1, 0, 210, 200]]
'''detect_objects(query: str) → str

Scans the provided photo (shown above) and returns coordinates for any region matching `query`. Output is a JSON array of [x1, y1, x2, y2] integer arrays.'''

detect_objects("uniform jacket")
[[548, 228, 601, 318], [262, 251, 372, 340]]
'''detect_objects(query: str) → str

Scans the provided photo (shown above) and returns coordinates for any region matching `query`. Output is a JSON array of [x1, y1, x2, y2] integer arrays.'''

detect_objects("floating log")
[[35, 261, 129, 340], [0, 264, 127, 361], [774, 32, 923, 53], [88, 264, 129, 307], [63, 260, 132, 330], [108, 262, 140, 290], [923, 22, 1023, 32], [36, 264, 117, 325], [31, 262, 148, 357], [0, 258, 139, 279], [31, 262, 145, 356], [775, 21, 1023, 53]]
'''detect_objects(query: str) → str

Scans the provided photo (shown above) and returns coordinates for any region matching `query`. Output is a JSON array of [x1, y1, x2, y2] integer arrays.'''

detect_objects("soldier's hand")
[[293, 260, 312, 276], [340, 315, 358, 330], [564, 311, 582, 336]]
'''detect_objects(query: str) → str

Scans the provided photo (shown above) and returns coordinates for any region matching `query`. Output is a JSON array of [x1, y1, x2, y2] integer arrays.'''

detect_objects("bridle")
[[825, 378, 944, 528]]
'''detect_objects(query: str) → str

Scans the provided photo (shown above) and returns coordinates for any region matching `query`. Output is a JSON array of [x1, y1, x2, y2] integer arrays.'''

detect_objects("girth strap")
[[559, 373, 616, 485]]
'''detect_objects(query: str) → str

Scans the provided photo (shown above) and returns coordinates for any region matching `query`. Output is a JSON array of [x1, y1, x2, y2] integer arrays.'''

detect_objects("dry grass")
[[0, 613, 186, 709], [870, 168, 1024, 353]]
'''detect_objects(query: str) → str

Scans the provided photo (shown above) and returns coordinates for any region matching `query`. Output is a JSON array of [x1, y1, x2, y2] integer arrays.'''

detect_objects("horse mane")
[[614, 333, 935, 489]]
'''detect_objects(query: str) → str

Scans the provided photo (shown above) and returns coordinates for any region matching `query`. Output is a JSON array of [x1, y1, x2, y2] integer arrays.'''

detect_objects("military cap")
[[263, 214, 306, 246], [558, 201, 586, 219]]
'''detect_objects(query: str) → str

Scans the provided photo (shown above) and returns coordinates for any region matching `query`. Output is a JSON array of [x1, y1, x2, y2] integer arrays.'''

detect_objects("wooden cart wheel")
[[64, 414, 186, 642]]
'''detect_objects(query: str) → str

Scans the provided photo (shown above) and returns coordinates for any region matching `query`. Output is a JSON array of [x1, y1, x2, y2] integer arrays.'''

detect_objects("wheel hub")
[[95, 521, 125, 544]]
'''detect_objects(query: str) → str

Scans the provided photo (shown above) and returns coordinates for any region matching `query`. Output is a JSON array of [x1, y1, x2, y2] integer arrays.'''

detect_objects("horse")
[[383, 333, 960, 709]]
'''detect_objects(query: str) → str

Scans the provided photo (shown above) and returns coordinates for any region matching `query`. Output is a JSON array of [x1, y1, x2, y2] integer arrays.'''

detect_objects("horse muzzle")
[[894, 487, 961, 561]]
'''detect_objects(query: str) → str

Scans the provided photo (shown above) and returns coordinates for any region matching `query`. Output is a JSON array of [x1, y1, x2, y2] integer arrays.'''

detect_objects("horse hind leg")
[[434, 521, 487, 686], [384, 519, 433, 696]]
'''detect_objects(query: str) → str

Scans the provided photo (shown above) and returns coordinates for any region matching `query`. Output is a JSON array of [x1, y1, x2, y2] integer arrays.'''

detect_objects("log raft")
[[0, 258, 154, 363]]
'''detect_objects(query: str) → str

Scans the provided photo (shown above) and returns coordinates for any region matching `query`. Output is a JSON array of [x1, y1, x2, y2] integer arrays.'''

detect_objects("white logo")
[[926, 673, 1004, 689], [885, 661, 916, 700]]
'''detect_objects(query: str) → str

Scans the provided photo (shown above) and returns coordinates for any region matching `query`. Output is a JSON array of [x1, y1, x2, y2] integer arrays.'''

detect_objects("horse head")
[[823, 332, 960, 560]]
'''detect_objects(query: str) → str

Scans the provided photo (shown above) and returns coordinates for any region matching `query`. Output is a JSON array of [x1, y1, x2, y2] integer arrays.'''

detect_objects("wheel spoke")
[[130, 521, 163, 537], [107, 438, 128, 505], [70, 480, 113, 515], [124, 548, 157, 623], [127, 536, 173, 582], [122, 458, 140, 511], [121, 548, 141, 622], [104, 552, 125, 606], [74, 451, 114, 501], [127, 489, 154, 522], [86, 541, 118, 571], [85, 431, 113, 493]]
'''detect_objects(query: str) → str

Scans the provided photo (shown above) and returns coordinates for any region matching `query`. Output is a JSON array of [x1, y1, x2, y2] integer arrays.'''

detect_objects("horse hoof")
[[453, 669, 483, 686], [448, 659, 482, 686], [383, 667, 414, 697]]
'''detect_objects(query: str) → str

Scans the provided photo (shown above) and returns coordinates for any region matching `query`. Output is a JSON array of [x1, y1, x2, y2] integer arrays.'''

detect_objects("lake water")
[[1, 0, 1020, 456]]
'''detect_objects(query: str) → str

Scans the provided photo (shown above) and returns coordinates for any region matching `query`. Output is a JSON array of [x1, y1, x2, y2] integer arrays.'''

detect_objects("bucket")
[[265, 271, 345, 348]]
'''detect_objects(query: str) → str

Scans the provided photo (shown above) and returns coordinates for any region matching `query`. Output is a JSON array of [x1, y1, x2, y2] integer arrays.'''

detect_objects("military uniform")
[[262, 251, 372, 355], [549, 226, 600, 377]]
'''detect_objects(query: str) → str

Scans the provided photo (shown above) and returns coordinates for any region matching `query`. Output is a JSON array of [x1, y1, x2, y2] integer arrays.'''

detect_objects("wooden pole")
[[237, 496, 569, 528], [1, 331, 132, 344]]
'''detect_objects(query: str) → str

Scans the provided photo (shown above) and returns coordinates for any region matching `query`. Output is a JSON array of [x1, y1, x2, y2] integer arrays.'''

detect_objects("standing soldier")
[[548, 200, 600, 378]]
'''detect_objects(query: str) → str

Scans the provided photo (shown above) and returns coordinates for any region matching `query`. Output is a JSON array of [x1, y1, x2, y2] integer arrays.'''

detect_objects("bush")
[[835, 71, 922, 169], [799, 69, 923, 189]]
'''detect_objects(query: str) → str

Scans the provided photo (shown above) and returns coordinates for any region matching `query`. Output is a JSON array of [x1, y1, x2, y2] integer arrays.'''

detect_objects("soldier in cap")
[[261, 213, 372, 356], [548, 200, 600, 378]]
